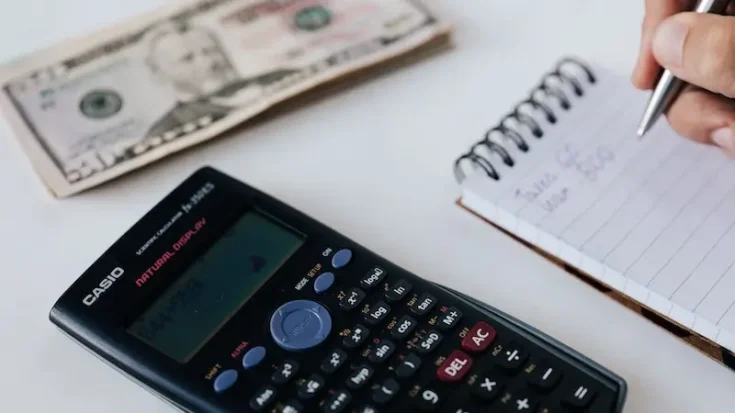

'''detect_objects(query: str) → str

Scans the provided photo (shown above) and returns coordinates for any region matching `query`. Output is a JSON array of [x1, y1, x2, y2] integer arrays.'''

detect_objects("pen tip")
[[636, 124, 647, 137]]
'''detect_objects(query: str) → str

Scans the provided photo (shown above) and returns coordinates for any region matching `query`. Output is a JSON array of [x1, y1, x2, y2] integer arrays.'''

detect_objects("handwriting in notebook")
[[556, 143, 616, 183], [514, 173, 558, 204], [457, 61, 735, 351]]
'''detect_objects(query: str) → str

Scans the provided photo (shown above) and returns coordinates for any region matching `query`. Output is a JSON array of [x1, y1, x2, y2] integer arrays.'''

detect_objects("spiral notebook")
[[453, 57, 735, 371]]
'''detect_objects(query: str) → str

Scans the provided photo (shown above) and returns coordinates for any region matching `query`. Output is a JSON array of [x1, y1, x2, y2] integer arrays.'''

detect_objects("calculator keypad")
[[223, 247, 621, 413]]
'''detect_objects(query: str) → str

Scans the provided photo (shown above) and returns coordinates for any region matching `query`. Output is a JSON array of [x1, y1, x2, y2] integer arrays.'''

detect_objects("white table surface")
[[1, 1, 735, 412]]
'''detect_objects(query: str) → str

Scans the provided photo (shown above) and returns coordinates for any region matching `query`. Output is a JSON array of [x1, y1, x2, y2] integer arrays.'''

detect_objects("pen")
[[636, 0, 731, 137]]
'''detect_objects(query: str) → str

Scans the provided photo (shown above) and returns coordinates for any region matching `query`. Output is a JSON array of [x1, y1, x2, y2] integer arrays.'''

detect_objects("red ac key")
[[461, 321, 496, 352]]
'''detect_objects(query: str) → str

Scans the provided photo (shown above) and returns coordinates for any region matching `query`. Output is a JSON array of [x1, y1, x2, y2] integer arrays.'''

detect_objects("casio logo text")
[[83, 267, 125, 306]]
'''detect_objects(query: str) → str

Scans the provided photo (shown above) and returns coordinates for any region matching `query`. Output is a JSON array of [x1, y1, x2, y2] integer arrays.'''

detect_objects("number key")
[[415, 384, 446, 411]]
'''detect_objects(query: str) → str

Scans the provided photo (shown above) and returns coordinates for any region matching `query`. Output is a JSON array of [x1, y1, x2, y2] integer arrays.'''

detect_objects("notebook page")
[[459, 66, 735, 353]]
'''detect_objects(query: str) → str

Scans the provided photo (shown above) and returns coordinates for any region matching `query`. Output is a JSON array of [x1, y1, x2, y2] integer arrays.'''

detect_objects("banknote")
[[0, 0, 451, 197]]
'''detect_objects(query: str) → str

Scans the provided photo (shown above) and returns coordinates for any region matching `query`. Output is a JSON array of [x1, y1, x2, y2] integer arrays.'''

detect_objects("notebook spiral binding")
[[453, 57, 597, 183]]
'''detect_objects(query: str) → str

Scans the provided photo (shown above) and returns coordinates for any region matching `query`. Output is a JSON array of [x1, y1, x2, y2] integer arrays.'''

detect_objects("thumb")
[[652, 12, 735, 98]]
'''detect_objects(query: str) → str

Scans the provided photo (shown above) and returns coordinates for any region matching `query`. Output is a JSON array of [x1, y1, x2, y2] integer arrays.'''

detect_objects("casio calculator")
[[49, 167, 627, 413]]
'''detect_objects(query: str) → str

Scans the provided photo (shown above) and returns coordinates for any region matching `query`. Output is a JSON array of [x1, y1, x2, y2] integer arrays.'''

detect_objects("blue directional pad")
[[270, 300, 332, 351]]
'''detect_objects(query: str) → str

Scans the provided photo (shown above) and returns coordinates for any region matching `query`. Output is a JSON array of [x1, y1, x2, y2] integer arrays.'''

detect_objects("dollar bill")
[[0, 0, 451, 197]]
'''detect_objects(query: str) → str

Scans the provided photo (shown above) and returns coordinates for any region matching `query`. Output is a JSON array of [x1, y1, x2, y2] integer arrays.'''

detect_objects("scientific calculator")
[[49, 167, 627, 413]]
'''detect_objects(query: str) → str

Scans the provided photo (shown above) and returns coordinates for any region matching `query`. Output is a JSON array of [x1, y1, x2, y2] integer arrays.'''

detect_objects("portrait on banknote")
[[0, 0, 450, 197]]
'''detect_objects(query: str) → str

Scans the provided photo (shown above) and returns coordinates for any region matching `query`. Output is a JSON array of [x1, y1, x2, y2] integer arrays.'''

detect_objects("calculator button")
[[314, 272, 335, 294], [360, 267, 387, 289], [321, 349, 348, 374], [510, 390, 539, 412], [270, 300, 332, 351], [437, 350, 473, 382], [242, 346, 266, 369], [343, 325, 370, 348], [417, 330, 443, 354], [562, 384, 595, 408], [395, 352, 422, 378], [537, 406, 564, 413], [385, 280, 412, 302], [415, 385, 446, 411], [297, 374, 325, 399], [279, 400, 303, 413], [332, 249, 352, 269], [272, 360, 299, 384], [323, 389, 351, 412], [340, 288, 366, 311], [372, 378, 400, 404], [437, 307, 462, 330], [368, 339, 396, 364], [365, 301, 391, 325], [346, 365, 374, 389], [447, 404, 483, 413], [497, 342, 527, 370], [356, 406, 378, 413], [528, 364, 562, 390], [470, 371, 504, 402], [212, 369, 238, 393], [391, 315, 417, 340], [249, 384, 277, 411], [410, 293, 437, 316], [461, 321, 496, 353]]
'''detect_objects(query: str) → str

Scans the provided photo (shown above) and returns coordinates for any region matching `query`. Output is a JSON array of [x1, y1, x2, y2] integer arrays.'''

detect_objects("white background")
[[1, 1, 734, 412]]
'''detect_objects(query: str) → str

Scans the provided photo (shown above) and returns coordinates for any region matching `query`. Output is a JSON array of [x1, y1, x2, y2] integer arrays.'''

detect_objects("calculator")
[[49, 167, 627, 413]]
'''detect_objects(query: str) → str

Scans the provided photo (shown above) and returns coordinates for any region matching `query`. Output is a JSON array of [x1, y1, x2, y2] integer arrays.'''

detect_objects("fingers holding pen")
[[665, 85, 735, 154], [651, 12, 735, 98], [632, 0, 694, 89]]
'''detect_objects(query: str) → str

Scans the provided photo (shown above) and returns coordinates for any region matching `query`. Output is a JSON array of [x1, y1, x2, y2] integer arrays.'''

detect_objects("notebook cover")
[[455, 198, 735, 373]]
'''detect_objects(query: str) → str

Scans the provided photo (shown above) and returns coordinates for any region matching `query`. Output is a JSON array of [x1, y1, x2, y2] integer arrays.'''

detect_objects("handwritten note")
[[460, 66, 735, 351]]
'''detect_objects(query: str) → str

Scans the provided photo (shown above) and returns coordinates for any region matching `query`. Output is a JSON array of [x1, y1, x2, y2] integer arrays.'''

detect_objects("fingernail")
[[711, 126, 735, 154], [652, 18, 689, 67]]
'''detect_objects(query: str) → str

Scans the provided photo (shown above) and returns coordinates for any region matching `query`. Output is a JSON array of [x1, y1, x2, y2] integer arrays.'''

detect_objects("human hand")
[[632, 0, 735, 153]]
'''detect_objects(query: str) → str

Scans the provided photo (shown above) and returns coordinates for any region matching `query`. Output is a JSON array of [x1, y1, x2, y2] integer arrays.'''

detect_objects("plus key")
[[461, 321, 496, 353]]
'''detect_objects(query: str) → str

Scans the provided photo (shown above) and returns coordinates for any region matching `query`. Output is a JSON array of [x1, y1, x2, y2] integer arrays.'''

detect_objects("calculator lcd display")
[[126, 210, 304, 363]]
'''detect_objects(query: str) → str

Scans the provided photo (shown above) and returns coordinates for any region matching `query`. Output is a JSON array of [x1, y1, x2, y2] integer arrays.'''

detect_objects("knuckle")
[[696, 22, 735, 87]]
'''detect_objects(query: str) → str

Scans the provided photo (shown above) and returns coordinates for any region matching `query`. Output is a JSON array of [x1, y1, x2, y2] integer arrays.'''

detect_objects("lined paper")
[[460, 66, 735, 352]]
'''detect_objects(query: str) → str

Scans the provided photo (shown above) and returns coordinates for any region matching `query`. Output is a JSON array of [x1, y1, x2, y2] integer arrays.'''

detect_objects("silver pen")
[[637, 0, 731, 137]]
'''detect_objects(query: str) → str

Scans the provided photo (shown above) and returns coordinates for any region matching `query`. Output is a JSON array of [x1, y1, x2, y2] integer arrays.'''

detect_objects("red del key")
[[437, 350, 473, 382], [461, 321, 497, 352]]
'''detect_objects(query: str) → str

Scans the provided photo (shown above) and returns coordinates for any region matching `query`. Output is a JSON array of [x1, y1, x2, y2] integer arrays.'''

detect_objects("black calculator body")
[[49, 167, 627, 413]]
